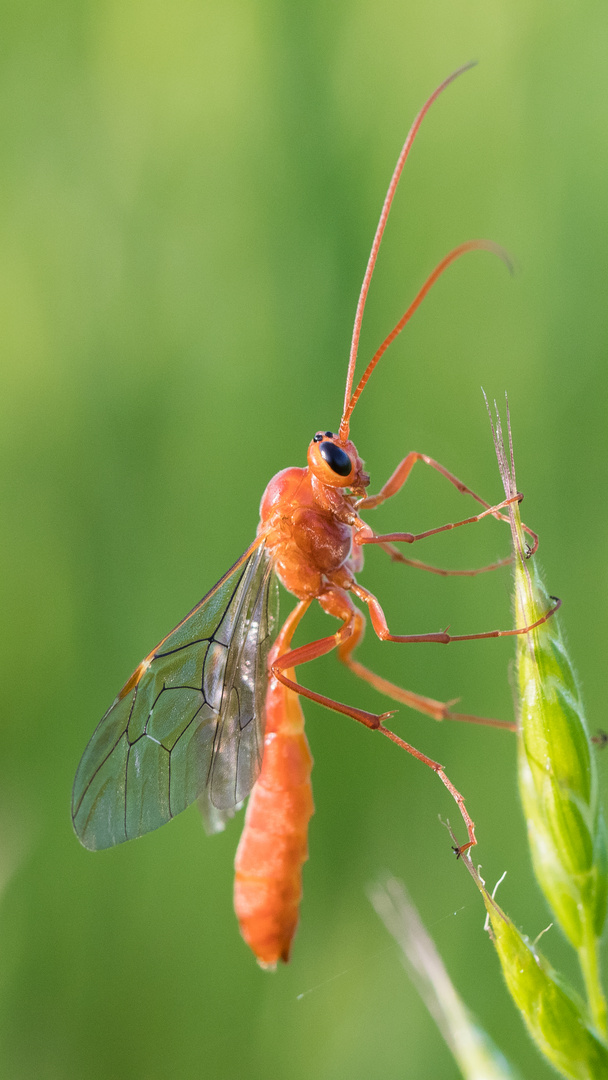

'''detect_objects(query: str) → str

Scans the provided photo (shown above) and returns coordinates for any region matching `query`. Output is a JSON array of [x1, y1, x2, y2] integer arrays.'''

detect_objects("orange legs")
[[266, 456, 557, 853], [377, 542, 512, 577], [270, 582, 559, 854], [271, 602, 383, 729], [356, 451, 539, 555], [357, 451, 503, 511], [355, 494, 525, 551], [378, 724, 478, 855], [270, 594, 482, 853], [337, 609, 516, 731], [348, 580, 560, 647]]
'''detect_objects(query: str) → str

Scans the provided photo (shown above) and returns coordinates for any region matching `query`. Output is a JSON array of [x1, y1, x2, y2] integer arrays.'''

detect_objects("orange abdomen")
[[234, 672, 314, 968]]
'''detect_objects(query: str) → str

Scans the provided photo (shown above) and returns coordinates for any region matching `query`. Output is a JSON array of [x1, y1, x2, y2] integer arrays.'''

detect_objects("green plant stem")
[[579, 918, 608, 1038]]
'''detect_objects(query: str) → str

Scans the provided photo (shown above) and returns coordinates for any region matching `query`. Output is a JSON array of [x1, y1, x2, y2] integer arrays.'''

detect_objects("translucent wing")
[[72, 542, 279, 851]]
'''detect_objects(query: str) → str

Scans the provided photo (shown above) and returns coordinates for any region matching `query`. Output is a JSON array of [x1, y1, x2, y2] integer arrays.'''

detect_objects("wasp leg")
[[356, 494, 523, 548], [377, 541, 512, 577], [349, 581, 561, 644], [271, 603, 382, 729], [271, 588, 483, 855], [337, 609, 515, 731], [356, 451, 538, 554]]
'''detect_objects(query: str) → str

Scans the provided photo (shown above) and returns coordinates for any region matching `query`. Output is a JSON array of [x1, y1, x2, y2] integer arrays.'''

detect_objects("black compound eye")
[[319, 440, 352, 477], [324, 431, 334, 438], [313, 432, 324, 442]]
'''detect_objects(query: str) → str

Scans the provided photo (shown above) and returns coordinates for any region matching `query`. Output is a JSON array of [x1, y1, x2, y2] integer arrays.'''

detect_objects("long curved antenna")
[[338, 62, 477, 444], [340, 240, 512, 433]]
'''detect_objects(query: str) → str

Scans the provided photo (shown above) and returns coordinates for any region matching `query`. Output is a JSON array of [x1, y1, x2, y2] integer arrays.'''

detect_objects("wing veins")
[[154, 637, 210, 660], [144, 539, 264, 660], [123, 744, 130, 843], [73, 540, 278, 848], [73, 691, 136, 818], [207, 557, 274, 809]]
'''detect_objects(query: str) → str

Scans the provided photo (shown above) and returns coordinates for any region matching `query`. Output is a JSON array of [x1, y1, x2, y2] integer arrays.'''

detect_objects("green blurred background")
[[1, 2, 607, 1077]]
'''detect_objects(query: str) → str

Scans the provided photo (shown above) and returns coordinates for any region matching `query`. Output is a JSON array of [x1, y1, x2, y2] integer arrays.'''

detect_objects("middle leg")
[[354, 493, 527, 550], [377, 540, 513, 578], [349, 580, 560, 645]]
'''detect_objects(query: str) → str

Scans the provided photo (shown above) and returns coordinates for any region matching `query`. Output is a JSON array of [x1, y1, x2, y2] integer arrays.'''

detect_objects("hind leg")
[[337, 607, 516, 730]]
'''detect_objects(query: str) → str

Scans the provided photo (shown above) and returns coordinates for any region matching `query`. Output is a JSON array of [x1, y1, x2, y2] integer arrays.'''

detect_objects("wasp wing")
[[72, 542, 279, 850]]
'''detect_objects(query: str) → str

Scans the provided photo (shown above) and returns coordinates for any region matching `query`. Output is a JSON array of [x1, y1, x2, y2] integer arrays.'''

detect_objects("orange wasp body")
[[73, 66, 555, 968], [234, 657, 313, 968]]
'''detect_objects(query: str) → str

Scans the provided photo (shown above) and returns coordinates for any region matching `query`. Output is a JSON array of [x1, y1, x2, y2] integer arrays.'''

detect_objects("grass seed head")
[[488, 397, 607, 953], [478, 872, 608, 1080]]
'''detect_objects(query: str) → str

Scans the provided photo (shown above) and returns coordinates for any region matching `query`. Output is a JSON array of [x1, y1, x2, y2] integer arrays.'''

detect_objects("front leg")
[[357, 451, 538, 554], [357, 451, 495, 511]]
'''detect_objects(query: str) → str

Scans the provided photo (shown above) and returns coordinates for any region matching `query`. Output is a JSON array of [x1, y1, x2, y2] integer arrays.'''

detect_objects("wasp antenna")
[[338, 61, 477, 443], [342, 240, 512, 430]]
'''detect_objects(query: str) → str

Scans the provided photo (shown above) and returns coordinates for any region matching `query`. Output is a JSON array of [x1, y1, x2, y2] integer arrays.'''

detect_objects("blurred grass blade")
[[370, 877, 522, 1080], [488, 397, 608, 1037]]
